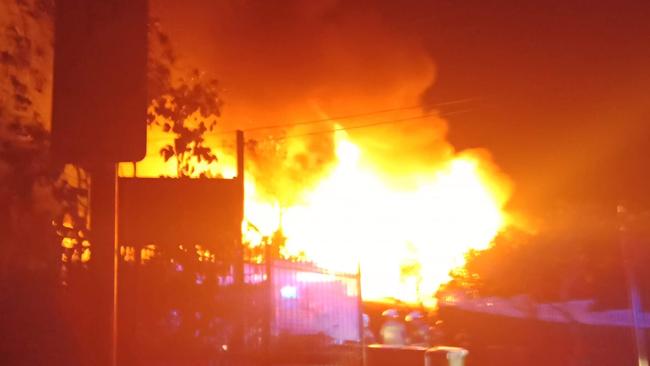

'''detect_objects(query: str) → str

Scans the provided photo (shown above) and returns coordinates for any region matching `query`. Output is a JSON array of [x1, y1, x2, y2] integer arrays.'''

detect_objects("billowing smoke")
[[152, 0, 457, 199]]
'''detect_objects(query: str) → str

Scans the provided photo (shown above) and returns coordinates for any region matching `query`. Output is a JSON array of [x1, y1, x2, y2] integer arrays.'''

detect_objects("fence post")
[[357, 262, 366, 366]]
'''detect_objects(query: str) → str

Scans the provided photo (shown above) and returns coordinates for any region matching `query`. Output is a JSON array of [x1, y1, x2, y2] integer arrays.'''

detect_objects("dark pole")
[[357, 261, 366, 366], [89, 163, 119, 366], [264, 239, 274, 365], [234, 130, 245, 357], [618, 204, 648, 366]]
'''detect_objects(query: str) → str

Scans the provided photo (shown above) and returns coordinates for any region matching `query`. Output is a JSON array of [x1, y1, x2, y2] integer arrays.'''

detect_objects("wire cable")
[[145, 98, 475, 142], [266, 109, 469, 142], [240, 97, 475, 133]]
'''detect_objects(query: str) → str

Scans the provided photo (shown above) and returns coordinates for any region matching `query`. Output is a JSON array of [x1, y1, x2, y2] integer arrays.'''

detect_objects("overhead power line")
[[145, 97, 476, 142], [267, 109, 470, 142], [240, 97, 476, 133]]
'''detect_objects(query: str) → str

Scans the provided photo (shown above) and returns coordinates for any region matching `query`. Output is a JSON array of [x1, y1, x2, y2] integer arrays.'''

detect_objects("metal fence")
[[115, 246, 362, 366], [269, 260, 362, 366]]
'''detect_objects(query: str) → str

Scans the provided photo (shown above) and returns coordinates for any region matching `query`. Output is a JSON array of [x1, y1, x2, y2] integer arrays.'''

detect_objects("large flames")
[[122, 116, 511, 307], [245, 130, 509, 307]]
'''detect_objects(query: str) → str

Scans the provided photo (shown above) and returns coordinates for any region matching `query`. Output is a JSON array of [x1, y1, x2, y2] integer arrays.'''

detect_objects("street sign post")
[[51, 2, 148, 365], [52, 0, 148, 164]]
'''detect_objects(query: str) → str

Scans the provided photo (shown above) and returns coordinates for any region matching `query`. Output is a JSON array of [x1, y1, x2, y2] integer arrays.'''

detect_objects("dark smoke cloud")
[[152, 0, 468, 198], [154, 0, 434, 122]]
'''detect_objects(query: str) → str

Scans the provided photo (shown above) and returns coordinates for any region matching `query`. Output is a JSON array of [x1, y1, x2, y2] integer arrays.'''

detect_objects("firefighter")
[[379, 309, 407, 345], [429, 319, 446, 346], [363, 313, 377, 344], [405, 310, 430, 346]]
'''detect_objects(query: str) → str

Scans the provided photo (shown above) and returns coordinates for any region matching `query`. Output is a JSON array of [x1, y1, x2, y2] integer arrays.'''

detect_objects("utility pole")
[[618, 204, 648, 366], [233, 130, 246, 358], [52, 1, 148, 365], [89, 164, 119, 366]]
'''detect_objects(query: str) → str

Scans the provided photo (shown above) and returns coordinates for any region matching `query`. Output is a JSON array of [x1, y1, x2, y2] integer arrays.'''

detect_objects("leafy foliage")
[[443, 204, 650, 308], [0, 0, 63, 279], [0, 3, 86, 362], [147, 22, 222, 178]]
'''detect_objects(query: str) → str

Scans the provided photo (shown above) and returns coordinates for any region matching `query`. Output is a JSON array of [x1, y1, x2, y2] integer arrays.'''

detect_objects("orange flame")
[[243, 130, 510, 307], [121, 117, 512, 307]]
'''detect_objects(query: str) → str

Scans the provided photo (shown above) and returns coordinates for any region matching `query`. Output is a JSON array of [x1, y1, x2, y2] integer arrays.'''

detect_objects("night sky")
[[420, 1, 650, 212], [153, 0, 650, 215]]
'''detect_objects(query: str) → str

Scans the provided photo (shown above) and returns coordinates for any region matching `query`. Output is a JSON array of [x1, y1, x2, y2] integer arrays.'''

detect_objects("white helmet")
[[405, 310, 423, 322], [382, 309, 400, 319]]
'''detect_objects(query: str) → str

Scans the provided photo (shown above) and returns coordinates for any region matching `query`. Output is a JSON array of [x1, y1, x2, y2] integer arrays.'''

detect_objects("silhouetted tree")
[[0, 2, 87, 364], [0, 0, 59, 281], [147, 22, 222, 178], [442, 204, 650, 309]]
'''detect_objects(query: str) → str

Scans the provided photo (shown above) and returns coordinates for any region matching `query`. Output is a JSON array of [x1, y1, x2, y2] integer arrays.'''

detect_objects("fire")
[[243, 129, 509, 306], [122, 119, 511, 307]]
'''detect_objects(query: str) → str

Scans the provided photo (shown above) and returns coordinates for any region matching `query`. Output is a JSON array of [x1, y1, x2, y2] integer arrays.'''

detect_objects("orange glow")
[[121, 117, 512, 306]]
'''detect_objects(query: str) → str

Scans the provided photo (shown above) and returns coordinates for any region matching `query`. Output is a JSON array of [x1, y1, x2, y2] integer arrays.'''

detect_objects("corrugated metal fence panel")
[[271, 261, 361, 344], [120, 255, 361, 365], [269, 260, 362, 365]]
